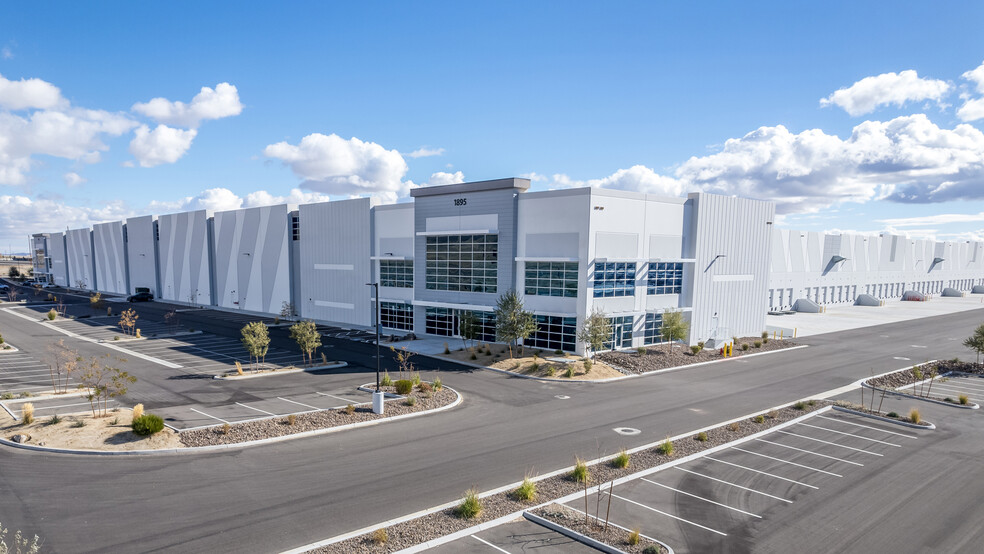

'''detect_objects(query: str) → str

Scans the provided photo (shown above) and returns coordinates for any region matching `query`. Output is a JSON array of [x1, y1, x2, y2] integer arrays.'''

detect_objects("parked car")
[[0, 284, 9, 293], [127, 291, 154, 302], [39, 282, 56, 289]]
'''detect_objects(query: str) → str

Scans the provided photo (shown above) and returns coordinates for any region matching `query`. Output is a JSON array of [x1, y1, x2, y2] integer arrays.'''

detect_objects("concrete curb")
[[212, 362, 347, 380], [284, 402, 831, 554], [522, 511, 629, 554], [831, 405, 937, 430], [427, 343, 809, 384], [0, 387, 461, 456], [862, 379, 980, 410], [0, 342, 19, 353]]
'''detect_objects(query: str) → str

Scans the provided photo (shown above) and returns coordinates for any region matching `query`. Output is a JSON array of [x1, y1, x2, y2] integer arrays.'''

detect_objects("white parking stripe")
[[775, 430, 884, 456], [730, 447, 843, 477], [927, 384, 983, 398], [277, 397, 324, 411], [236, 402, 278, 416], [641, 478, 762, 518], [189, 407, 229, 424], [938, 379, 984, 391], [674, 467, 793, 503], [471, 535, 511, 554], [26, 401, 96, 411], [316, 392, 357, 403], [795, 422, 901, 447], [609, 492, 728, 536], [755, 438, 864, 466], [703, 457, 819, 489], [815, 415, 917, 439]]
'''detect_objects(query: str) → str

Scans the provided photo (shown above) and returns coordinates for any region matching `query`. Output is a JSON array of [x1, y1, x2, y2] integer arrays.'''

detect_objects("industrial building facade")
[[29, 178, 984, 354]]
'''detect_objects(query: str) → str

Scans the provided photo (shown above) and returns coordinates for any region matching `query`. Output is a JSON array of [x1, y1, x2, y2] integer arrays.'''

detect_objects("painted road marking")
[[815, 415, 917, 439], [795, 422, 901, 447], [609, 492, 728, 536], [674, 467, 793, 503], [470, 535, 511, 554], [704, 456, 819, 489], [730, 447, 843, 477], [754, 438, 864, 466], [893, 357, 910, 361], [562, 504, 664, 544], [189, 407, 229, 424], [236, 402, 278, 416], [641, 478, 762, 518], [775, 430, 884, 456], [614, 427, 641, 436], [277, 397, 322, 411], [316, 392, 357, 403]]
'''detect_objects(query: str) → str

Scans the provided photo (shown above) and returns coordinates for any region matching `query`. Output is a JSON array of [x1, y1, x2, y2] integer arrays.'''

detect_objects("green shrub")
[[611, 449, 630, 469], [643, 546, 660, 554], [762, 331, 769, 340], [637, 347, 647, 356], [545, 366, 556, 377], [418, 382, 433, 393], [46, 414, 61, 426], [411, 372, 421, 386], [433, 377, 443, 390], [793, 401, 806, 410], [695, 431, 708, 442], [564, 366, 575, 378], [47, 309, 56, 320], [394, 380, 413, 395], [754, 415, 765, 424], [470, 353, 477, 360], [71, 418, 86, 428], [530, 361, 539, 372], [19, 391, 31, 398], [571, 457, 590, 483], [657, 438, 674, 456], [627, 529, 640, 546], [583, 358, 593, 372], [345, 404, 355, 415], [754, 340, 762, 348], [943, 397, 953, 403], [741, 343, 750, 351], [513, 476, 537, 502], [371, 528, 388, 545], [807, 399, 816, 406], [380, 372, 393, 387], [455, 489, 483, 519], [1, 392, 13, 400], [132, 414, 164, 436], [555, 349, 565, 356], [697, 341, 705, 349], [887, 411, 899, 418], [690, 345, 701, 355], [959, 394, 969, 405]]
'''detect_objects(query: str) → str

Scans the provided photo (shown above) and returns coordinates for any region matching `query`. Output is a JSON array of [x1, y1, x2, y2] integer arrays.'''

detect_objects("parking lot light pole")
[[367, 282, 383, 414]]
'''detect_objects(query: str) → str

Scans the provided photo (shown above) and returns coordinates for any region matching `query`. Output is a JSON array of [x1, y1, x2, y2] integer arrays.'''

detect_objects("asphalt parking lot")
[[0, 350, 55, 397], [558, 409, 928, 553], [923, 373, 984, 403], [430, 518, 598, 554]]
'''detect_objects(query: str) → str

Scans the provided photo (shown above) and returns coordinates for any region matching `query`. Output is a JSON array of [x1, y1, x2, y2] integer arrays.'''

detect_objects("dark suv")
[[127, 291, 154, 302]]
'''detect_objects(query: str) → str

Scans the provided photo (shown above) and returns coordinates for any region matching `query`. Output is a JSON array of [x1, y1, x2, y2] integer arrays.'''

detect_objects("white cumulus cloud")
[[0, 194, 132, 246], [820, 70, 950, 116], [549, 165, 685, 197], [0, 73, 65, 111], [63, 172, 86, 187], [132, 83, 243, 128], [957, 60, 984, 122], [263, 133, 410, 203], [427, 171, 465, 185], [129, 124, 197, 168], [406, 147, 445, 158]]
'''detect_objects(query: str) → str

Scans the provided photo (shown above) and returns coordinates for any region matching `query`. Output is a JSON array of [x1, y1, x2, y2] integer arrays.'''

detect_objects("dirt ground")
[[439, 344, 625, 380], [1, 408, 184, 451]]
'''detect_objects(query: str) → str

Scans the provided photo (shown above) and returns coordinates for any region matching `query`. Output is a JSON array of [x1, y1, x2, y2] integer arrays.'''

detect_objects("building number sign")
[[454, 198, 467, 206]]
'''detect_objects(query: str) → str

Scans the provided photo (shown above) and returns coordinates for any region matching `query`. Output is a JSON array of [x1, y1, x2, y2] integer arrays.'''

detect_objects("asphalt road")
[[0, 289, 982, 553]]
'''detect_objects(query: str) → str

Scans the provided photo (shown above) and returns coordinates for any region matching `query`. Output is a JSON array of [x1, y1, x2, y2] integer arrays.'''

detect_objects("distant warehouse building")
[[29, 177, 984, 354]]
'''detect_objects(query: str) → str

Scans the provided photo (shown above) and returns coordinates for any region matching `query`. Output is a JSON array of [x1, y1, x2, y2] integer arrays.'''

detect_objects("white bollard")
[[372, 391, 385, 415]]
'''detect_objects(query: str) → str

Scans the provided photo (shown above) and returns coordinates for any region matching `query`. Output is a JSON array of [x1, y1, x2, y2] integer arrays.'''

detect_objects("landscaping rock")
[[597, 336, 799, 374], [10, 434, 30, 443]]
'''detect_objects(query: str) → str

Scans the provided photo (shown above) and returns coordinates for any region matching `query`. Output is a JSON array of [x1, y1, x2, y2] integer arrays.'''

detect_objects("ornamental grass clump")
[[455, 488, 483, 519], [570, 457, 590, 483], [512, 475, 537, 502], [611, 449, 630, 469], [657, 438, 674, 456], [909, 408, 921, 424], [695, 431, 708, 442], [754, 415, 765, 424], [433, 377, 443, 390], [21, 403, 34, 424], [132, 403, 144, 421], [564, 366, 575, 378], [380, 371, 393, 387], [959, 394, 969, 405], [371, 527, 388, 545], [627, 529, 641, 546]]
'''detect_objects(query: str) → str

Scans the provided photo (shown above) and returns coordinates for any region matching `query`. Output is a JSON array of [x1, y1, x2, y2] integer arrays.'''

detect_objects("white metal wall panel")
[[158, 210, 212, 305], [298, 198, 373, 326], [212, 204, 291, 315], [49, 232, 69, 287], [93, 221, 128, 294], [125, 215, 159, 295], [66, 228, 94, 290]]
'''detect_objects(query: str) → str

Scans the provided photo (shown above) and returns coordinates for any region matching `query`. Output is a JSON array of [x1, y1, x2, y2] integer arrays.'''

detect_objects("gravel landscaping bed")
[[865, 360, 979, 406], [596, 337, 799, 374], [180, 385, 455, 447], [831, 400, 934, 426], [308, 400, 826, 553], [533, 504, 667, 553]]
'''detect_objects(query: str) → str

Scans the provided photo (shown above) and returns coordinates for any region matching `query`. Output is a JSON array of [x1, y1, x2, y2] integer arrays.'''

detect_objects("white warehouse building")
[[29, 177, 984, 354]]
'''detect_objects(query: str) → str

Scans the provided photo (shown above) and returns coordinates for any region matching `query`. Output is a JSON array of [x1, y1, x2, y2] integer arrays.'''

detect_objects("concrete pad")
[[767, 294, 984, 337]]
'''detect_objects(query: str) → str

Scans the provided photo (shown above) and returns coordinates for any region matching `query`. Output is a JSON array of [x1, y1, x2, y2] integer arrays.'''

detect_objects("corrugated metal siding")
[[158, 210, 212, 305], [49, 232, 69, 286], [125, 215, 159, 295], [66, 228, 94, 290], [212, 205, 290, 315], [297, 198, 372, 326], [93, 221, 128, 294]]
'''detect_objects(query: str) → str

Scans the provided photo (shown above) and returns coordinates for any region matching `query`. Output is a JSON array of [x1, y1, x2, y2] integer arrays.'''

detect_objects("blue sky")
[[2, 1, 984, 251]]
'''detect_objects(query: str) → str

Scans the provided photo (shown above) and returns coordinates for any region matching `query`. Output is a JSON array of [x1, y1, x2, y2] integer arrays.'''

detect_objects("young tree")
[[289, 320, 322, 366], [7, 266, 19, 278], [391, 346, 416, 380], [578, 309, 611, 358], [241, 321, 270, 371], [458, 311, 479, 352], [76, 355, 133, 417], [45, 339, 80, 394], [659, 309, 690, 352], [279, 301, 297, 323], [963, 323, 984, 364], [118, 308, 138, 336], [163, 309, 179, 333], [494, 290, 538, 358]]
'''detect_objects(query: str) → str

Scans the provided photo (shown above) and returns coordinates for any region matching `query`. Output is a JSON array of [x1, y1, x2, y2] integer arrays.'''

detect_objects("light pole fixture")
[[366, 281, 383, 414]]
